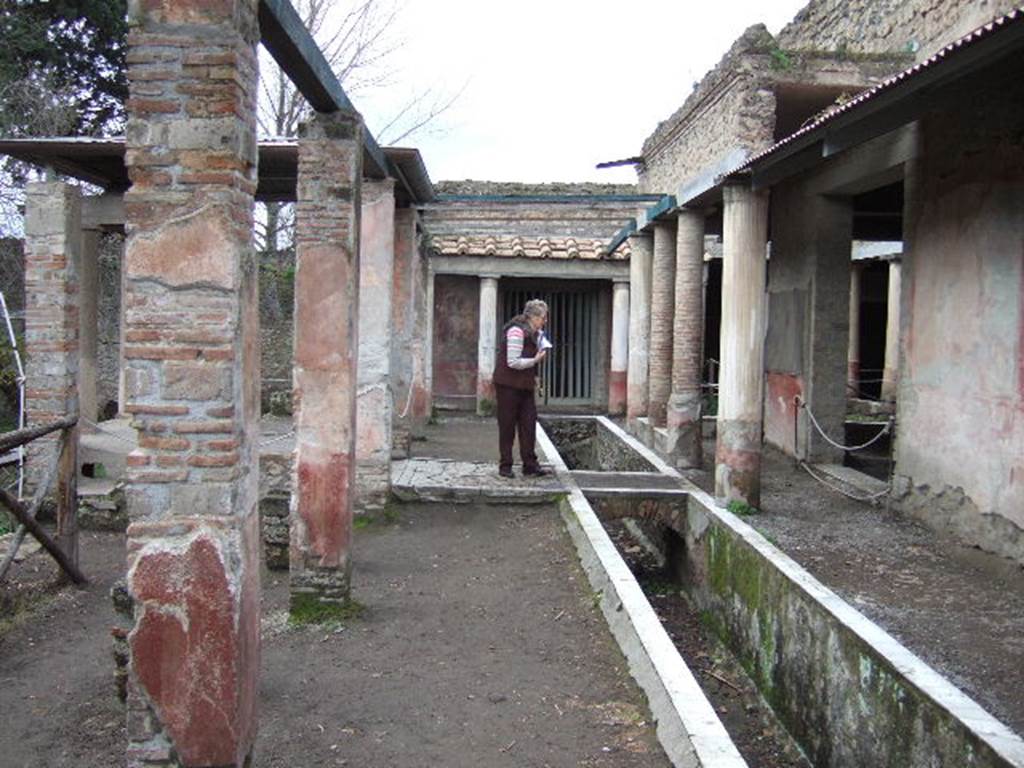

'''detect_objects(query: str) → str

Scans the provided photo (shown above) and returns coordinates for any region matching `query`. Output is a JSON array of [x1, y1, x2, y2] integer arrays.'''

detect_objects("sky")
[[351, 0, 808, 185]]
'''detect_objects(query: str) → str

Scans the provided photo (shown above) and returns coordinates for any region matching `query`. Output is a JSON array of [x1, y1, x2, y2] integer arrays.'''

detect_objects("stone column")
[[291, 110, 363, 613], [608, 279, 630, 415], [121, 2, 260, 765], [356, 179, 396, 512], [391, 207, 418, 453], [847, 262, 862, 394], [23, 180, 80, 520], [78, 228, 100, 426], [648, 220, 677, 426], [476, 275, 499, 415], [666, 209, 704, 467], [881, 259, 901, 402], [715, 184, 769, 508], [626, 233, 653, 427]]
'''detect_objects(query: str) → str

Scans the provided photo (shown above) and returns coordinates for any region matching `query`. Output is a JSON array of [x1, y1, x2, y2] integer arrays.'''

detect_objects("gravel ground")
[[686, 438, 1024, 736]]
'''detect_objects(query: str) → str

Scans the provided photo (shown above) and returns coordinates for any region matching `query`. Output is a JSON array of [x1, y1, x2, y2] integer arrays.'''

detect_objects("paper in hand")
[[538, 331, 554, 351]]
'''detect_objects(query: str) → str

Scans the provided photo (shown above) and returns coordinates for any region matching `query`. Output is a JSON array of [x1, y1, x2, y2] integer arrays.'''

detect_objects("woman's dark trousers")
[[495, 384, 539, 472]]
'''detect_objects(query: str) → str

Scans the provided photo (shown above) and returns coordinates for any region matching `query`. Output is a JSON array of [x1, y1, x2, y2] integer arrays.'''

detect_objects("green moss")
[[727, 499, 759, 517], [477, 398, 496, 417], [288, 593, 365, 626]]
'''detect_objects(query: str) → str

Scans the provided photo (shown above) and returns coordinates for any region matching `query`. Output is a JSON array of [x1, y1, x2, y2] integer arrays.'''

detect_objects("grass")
[[288, 593, 366, 627], [727, 499, 759, 518]]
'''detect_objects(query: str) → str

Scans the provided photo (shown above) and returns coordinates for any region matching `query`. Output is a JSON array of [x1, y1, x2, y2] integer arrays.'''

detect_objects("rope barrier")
[[797, 461, 891, 504], [259, 430, 295, 448], [795, 396, 892, 453]]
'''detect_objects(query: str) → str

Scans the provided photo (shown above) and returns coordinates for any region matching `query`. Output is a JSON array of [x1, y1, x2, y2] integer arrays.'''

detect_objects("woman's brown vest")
[[492, 316, 538, 391]]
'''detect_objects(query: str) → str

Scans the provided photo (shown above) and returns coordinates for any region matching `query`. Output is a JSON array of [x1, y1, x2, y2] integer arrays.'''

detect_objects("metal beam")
[[258, 0, 390, 180]]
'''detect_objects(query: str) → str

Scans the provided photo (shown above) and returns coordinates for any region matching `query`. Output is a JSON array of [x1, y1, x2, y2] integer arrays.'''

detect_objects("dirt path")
[[687, 439, 1024, 736], [258, 501, 667, 767], [0, 501, 668, 767]]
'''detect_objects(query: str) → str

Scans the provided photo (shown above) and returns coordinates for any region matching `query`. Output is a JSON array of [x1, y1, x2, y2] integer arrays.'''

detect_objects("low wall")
[[679, 489, 1024, 768]]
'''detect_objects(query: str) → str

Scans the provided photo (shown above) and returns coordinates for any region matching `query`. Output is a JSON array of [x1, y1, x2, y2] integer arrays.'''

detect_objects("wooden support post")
[[0, 482, 87, 585], [0, 415, 77, 455], [56, 425, 78, 569]]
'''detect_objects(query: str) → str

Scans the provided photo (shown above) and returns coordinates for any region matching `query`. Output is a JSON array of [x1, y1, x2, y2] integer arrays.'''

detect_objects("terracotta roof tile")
[[432, 235, 630, 260]]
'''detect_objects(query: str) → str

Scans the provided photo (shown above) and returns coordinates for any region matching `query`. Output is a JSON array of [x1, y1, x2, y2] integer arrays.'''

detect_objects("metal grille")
[[502, 286, 599, 406]]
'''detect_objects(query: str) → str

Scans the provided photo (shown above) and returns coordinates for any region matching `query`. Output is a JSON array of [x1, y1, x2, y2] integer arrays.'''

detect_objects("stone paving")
[[392, 457, 565, 504]]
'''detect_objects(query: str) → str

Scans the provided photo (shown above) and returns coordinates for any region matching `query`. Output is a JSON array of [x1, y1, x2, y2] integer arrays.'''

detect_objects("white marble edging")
[[536, 423, 748, 768]]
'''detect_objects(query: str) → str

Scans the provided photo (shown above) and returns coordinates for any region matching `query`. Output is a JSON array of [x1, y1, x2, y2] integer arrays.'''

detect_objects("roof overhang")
[[0, 137, 435, 205]]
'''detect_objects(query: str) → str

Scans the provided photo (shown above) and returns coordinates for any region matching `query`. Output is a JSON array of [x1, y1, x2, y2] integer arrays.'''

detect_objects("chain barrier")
[[795, 396, 892, 453]]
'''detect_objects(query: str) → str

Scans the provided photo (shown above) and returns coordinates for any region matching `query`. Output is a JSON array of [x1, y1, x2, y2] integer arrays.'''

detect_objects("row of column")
[[625, 185, 768, 507], [626, 209, 711, 472]]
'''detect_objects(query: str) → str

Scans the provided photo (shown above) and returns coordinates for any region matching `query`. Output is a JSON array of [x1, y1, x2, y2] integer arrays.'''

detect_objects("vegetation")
[[288, 593, 366, 626]]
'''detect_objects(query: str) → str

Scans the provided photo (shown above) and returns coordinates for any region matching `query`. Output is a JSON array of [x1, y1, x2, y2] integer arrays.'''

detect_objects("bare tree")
[[256, 0, 459, 320]]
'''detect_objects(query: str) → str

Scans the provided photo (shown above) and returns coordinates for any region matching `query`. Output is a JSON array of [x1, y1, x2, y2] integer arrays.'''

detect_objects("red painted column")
[[608, 279, 630, 415], [122, 2, 260, 765], [291, 110, 363, 610]]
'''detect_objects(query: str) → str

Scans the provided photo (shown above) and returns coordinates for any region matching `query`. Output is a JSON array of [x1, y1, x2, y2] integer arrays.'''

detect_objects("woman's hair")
[[523, 299, 549, 319]]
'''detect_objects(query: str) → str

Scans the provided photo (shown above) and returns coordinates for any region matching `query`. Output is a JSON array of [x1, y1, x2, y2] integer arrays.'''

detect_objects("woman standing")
[[492, 299, 550, 478]]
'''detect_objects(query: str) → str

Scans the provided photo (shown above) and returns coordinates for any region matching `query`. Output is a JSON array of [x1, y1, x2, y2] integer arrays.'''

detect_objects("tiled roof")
[[431, 235, 630, 260], [728, 6, 1024, 176]]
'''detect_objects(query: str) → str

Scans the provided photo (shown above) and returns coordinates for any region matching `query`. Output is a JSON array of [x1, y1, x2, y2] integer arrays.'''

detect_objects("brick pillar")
[[79, 227, 100, 425], [24, 181, 81, 482], [848, 263, 862, 393], [666, 209, 704, 468], [356, 179, 396, 512], [626, 233, 653, 427], [291, 110, 363, 612], [648, 220, 676, 427], [391, 208, 429, 449], [608, 279, 630, 415], [881, 259, 902, 402], [716, 184, 768, 509], [122, 2, 260, 766], [476, 275, 499, 414]]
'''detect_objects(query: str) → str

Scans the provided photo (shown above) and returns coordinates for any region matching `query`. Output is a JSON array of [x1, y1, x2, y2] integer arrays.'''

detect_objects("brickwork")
[[626, 234, 653, 425], [356, 179, 396, 511], [665, 210, 705, 468], [23, 182, 81, 492], [776, 0, 1021, 60], [291, 111, 363, 608], [121, 1, 261, 765], [391, 207, 430, 450], [647, 221, 676, 427]]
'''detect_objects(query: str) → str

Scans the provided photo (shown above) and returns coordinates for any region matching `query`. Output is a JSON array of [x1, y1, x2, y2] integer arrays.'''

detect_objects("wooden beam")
[[0, 416, 77, 456], [258, 0, 390, 179], [0, 483, 87, 585]]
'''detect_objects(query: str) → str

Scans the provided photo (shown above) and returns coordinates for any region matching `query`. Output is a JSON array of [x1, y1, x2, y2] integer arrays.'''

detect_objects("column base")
[[715, 418, 762, 509], [665, 391, 702, 468], [608, 370, 627, 416]]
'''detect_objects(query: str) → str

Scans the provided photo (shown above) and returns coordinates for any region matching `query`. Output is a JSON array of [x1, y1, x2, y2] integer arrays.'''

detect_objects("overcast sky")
[[350, 0, 808, 184]]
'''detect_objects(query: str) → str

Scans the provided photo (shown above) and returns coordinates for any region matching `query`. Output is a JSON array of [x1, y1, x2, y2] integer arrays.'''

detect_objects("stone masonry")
[[23, 181, 81, 561], [356, 179, 396, 511], [647, 221, 676, 426], [121, 2, 261, 765], [291, 110, 363, 609], [665, 209, 705, 468]]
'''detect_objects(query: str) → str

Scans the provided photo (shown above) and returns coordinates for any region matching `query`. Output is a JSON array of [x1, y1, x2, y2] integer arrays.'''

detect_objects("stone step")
[[391, 458, 565, 505]]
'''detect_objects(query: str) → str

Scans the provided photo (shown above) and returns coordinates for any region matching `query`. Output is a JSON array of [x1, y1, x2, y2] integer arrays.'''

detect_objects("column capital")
[[479, 273, 501, 282]]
